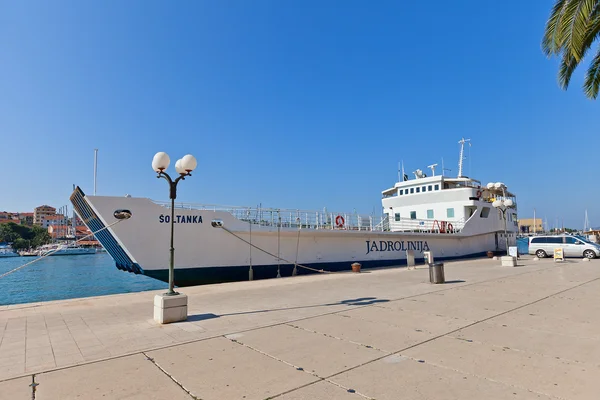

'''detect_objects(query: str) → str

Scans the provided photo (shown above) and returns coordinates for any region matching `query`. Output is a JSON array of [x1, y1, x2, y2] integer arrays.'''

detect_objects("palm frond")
[[543, 0, 571, 55], [578, 3, 600, 60], [561, 0, 597, 61], [558, 52, 579, 89], [583, 45, 600, 98]]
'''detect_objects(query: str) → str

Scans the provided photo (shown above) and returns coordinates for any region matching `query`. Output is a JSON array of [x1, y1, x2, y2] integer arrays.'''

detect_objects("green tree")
[[543, 0, 600, 99], [0, 223, 51, 248], [12, 238, 29, 251]]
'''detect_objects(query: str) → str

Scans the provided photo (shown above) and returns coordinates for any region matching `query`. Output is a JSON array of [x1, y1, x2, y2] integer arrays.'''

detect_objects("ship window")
[[428, 185, 432, 191], [480, 207, 490, 218], [416, 187, 420, 193], [394, 213, 400, 221], [447, 208, 455, 218], [427, 210, 434, 219], [434, 184, 439, 190], [410, 188, 414, 194], [422, 186, 426, 192], [399, 189, 403, 195], [410, 211, 416, 219]]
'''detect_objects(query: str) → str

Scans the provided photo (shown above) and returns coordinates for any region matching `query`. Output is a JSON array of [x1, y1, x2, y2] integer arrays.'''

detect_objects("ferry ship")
[[70, 139, 518, 286]]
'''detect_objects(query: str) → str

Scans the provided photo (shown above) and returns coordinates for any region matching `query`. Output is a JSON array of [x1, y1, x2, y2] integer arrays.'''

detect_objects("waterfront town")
[[0, 205, 99, 249]]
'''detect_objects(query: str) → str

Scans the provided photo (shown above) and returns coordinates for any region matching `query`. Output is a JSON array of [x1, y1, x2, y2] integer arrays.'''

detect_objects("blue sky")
[[0, 1, 597, 229]]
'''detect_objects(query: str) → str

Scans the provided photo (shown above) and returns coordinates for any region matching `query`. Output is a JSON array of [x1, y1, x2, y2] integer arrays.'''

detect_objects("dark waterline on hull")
[[143, 251, 489, 287]]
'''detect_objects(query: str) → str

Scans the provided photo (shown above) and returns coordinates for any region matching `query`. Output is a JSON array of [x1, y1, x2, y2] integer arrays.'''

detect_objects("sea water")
[[0, 253, 166, 306]]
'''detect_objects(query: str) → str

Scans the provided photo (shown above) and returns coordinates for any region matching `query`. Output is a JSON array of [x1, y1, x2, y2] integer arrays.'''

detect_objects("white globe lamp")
[[152, 152, 170, 172], [181, 154, 197, 173], [175, 159, 186, 175]]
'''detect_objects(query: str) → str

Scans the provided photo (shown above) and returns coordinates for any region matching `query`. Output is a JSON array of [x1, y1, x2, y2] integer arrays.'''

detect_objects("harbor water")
[[0, 253, 166, 306]]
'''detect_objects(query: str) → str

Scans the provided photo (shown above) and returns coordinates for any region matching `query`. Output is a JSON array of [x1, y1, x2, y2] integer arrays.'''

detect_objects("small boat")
[[35, 243, 97, 257], [0, 245, 19, 258]]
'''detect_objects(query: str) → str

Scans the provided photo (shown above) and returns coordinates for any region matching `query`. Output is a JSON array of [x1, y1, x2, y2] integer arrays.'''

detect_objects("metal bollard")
[[429, 262, 445, 284], [406, 250, 415, 269]]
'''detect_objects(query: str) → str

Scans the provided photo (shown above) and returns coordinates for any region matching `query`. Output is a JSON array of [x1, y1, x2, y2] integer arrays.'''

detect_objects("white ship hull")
[[70, 187, 517, 286]]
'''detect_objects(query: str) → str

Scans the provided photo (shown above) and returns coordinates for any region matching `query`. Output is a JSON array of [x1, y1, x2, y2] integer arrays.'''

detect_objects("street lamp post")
[[152, 152, 197, 297], [490, 182, 514, 256]]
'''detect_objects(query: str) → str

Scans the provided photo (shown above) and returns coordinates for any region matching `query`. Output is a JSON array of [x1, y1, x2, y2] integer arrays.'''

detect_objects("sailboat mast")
[[94, 149, 98, 196]]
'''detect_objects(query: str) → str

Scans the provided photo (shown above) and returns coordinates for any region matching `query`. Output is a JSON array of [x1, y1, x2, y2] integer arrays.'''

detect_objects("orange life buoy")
[[335, 215, 345, 228], [476, 190, 482, 198]]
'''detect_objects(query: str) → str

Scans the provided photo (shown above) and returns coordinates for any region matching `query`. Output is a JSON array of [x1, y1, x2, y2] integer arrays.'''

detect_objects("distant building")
[[0, 212, 21, 225], [518, 218, 544, 234], [48, 225, 99, 245], [41, 214, 68, 229], [34, 205, 56, 225], [18, 212, 34, 226]]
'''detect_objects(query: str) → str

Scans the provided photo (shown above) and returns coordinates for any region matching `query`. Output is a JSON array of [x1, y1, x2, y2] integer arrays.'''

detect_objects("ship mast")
[[457, 138, 471, 178]]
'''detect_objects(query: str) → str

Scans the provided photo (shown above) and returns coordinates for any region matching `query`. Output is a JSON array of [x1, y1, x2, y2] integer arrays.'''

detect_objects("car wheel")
[[535, 249, 547, 258], [583, 249, 596, 259]]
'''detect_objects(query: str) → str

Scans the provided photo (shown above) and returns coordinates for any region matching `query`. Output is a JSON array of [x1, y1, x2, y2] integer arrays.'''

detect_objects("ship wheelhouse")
[[381, 174, 517, 234]]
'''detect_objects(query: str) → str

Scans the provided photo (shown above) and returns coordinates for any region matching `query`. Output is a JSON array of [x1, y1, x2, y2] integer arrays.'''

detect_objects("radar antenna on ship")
[[457, 138, 471, 178], [427, 164, 438, 176]]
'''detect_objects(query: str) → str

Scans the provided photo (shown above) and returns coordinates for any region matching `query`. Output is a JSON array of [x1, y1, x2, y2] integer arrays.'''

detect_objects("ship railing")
[[388, 218, 465, 233], [154, 201, 467, 234], [153, 201, 382, 231]]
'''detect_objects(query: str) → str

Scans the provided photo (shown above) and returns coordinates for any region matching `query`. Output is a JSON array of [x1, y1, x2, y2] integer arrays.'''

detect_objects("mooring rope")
[[0, 219, 125, 280], [220, 226, 334, 274], [292, 218, 301, 276]]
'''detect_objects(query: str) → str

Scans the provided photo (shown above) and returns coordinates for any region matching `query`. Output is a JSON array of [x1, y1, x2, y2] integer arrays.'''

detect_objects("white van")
[[528, 235, 600, 259]]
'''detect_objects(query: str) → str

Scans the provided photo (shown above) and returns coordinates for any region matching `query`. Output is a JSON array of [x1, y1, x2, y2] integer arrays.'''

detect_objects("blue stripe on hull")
[[144, 251, 489, 287], [70, 187, 143, 274]]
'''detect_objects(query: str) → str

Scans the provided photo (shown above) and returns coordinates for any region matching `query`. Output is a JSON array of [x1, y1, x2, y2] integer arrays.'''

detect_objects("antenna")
[[457, 138, 471, 178], [442, 157, 451, 177], [94, 149, 98, 195], [427, 163, 438, 176]]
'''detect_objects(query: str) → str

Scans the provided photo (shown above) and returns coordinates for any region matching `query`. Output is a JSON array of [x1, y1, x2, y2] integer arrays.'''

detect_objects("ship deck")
[[1, 256, 599, 399]]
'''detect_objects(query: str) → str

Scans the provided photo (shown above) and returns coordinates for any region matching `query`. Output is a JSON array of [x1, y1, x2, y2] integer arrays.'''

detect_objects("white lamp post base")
[[500, 256, 517, 267], [154, 293, 188, 324]]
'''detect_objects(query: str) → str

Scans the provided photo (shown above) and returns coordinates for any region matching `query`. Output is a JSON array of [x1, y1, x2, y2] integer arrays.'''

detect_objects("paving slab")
[[330, 354, 554, 400], [277, 380, 362, 399], [453, 321, 600, 365], [0, 376, 33, 400], [147, 336, 318, 400], [230, 324, 383, 377], [401, 336, 600, 400], [34, 354, 190, 400]]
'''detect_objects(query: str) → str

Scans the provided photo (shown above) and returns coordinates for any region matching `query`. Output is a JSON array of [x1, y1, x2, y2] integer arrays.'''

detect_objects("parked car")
[[528, 235, 600, 259]]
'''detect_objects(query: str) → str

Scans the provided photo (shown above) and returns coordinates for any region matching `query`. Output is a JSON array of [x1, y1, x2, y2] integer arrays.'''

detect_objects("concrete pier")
[[1, 256, 599, 399]]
